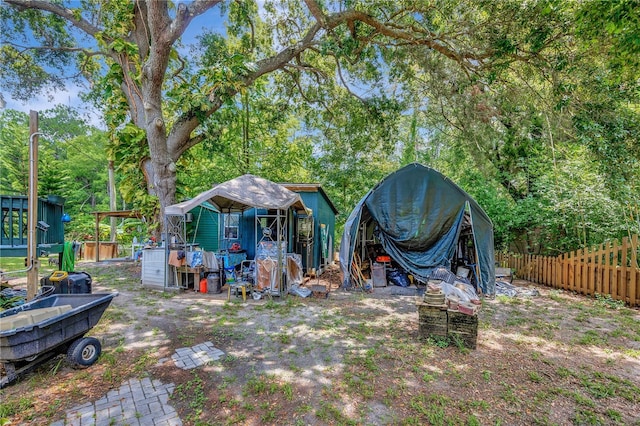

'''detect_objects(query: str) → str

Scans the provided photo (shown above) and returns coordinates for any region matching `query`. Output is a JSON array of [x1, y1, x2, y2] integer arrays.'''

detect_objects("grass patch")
[[243, 374, 296, 401], [174, 373, 206, 423], [408, 394, 452, 426], [0, 395, 35, 419], [316, 401, 358, 425], [593, 293, 625, 310], [575, 330, 608, 346]]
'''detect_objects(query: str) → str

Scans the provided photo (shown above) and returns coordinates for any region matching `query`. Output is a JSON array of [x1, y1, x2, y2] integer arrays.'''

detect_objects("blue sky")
[[4, 2, 228, 128]]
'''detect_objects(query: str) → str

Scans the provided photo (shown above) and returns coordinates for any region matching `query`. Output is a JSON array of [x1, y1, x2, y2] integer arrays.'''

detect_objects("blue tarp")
[[339, 163, 495, 295]]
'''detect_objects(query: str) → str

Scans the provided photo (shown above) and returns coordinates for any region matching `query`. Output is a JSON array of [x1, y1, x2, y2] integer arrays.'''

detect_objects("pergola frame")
[[92, 210, 143, 262]]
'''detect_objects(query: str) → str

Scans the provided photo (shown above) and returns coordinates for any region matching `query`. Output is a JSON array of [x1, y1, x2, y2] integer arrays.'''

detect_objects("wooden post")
[[587, 245, 594, 296], [562, 252, 568, 290], [595, 243, 603, 295], [621, 237, 628, 304], [568, 251, 574, 291], [611, 240, 618, 300], [631, 234, 638, 307], [577, 249, 584, 294], [604, 241, 611, 296], [27, 111, 39, 300]]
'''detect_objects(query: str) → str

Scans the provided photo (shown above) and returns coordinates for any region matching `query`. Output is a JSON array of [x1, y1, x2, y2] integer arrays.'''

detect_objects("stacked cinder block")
[[416, 301, 478, 349]]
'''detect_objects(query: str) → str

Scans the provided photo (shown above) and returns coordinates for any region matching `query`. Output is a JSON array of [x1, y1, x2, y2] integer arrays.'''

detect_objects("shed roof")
[[339, 163, 495, 295], [281, 183, 339, 215], [165, 174, 307, 216]]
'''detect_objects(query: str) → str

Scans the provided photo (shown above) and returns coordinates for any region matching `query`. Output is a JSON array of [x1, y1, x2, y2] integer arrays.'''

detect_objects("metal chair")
[[239, 260, 255, 284]]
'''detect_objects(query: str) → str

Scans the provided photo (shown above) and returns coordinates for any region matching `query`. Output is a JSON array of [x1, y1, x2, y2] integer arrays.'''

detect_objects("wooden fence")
[[496, 234, 640, 307]]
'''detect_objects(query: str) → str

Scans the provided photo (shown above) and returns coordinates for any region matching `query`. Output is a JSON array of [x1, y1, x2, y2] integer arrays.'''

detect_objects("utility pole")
[[27, 110, 39, 300]]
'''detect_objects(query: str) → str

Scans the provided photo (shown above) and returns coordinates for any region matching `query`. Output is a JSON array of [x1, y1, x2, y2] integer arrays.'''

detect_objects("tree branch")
[[180, 133, 208, 154], [170, 19, 325, 158], [5, 0, 104, 39], [169, 0, 223, 45], [334, 56, 366, 103], [2, 41, 105, 58]]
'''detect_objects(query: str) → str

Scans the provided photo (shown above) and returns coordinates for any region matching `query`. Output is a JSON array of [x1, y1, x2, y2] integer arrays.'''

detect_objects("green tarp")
[[339, 163, 495, 295]]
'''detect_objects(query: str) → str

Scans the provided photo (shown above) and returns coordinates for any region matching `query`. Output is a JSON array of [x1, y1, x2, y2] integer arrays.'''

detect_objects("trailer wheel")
[[67, 337, 101, 368]]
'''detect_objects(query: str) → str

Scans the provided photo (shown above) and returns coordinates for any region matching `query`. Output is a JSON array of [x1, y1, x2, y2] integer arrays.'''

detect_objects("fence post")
[[568, 250, 575, 291], [563, 252, 568, 290], [631, 234, 638, 307], [588, 245, 595, 296], [621, 237, 628, 304], [576, 249, 584, 294], [595, 243, 603, 295], [612, 239, 619, 301], [604, 240, 611, 296]]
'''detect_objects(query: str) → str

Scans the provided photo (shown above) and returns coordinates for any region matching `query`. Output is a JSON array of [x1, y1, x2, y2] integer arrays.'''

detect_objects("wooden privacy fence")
[[496, 234, 640, 307]]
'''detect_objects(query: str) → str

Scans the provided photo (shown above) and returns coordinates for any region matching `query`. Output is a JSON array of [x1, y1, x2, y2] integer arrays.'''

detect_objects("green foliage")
[[2, 0, 639, 256], [0, 107, 133, 242]]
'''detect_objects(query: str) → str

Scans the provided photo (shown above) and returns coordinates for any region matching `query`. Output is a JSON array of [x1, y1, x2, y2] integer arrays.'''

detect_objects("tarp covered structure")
[[165, 174, 307, 215], [339, 163, 495, 295]]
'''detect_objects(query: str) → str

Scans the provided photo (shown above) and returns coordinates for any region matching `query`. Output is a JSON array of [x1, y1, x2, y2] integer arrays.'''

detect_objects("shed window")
[[224, 214, 239, 239]]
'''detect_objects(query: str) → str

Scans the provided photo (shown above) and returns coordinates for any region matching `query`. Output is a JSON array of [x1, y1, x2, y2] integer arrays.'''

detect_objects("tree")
[[2, 0, 567, 223], [0, 107, 112, 240]]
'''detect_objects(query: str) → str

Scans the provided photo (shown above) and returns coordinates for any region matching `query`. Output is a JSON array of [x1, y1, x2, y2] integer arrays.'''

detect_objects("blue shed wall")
[[297, 192, 336, 271], [182, 187, 336, 273], [236, 209, 296, 260]]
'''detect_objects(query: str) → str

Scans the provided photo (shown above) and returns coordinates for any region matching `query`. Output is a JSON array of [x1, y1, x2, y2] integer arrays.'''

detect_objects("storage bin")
[[41, 271, 92, 294]]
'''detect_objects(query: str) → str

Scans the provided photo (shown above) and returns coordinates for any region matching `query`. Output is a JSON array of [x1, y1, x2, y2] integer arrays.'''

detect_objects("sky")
[[3, 2, 227, 129]]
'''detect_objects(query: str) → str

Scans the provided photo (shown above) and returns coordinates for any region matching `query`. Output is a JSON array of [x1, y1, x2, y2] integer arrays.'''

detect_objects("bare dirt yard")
[[1, 260, 639, 426]]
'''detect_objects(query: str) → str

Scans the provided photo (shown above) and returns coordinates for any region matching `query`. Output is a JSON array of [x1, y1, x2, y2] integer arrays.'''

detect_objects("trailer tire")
[[67, 337, 101, 368]]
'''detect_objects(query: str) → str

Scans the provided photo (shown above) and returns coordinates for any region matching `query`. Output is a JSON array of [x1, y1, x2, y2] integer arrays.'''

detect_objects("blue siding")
[[297, 191, 336, 271], [237, 209, 296, 260], [180, 185, 337, 273]]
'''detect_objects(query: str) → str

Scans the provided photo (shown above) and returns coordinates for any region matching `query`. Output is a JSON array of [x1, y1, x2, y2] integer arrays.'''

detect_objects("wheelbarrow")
[[0, 292, 118, 388]]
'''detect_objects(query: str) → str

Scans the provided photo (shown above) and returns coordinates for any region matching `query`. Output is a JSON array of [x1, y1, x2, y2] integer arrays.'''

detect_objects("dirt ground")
[[1, 260, 639, 426]]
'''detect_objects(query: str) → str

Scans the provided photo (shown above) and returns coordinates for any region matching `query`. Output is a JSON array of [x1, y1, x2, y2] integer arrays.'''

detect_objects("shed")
[[339, 163, 495, 295], [172, 182, 338, 275], [0, 195, 65, 257], [282, 184, 338, 274], [162, 174, 309, 293]]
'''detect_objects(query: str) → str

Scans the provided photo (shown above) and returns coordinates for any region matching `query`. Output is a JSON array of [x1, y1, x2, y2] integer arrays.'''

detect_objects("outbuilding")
[[182, 182, 337, 276], [339, 163, 495, 295]]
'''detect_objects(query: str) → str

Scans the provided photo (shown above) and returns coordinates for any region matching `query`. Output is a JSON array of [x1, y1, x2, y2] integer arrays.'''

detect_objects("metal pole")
[[27, 111, 39, 300]]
